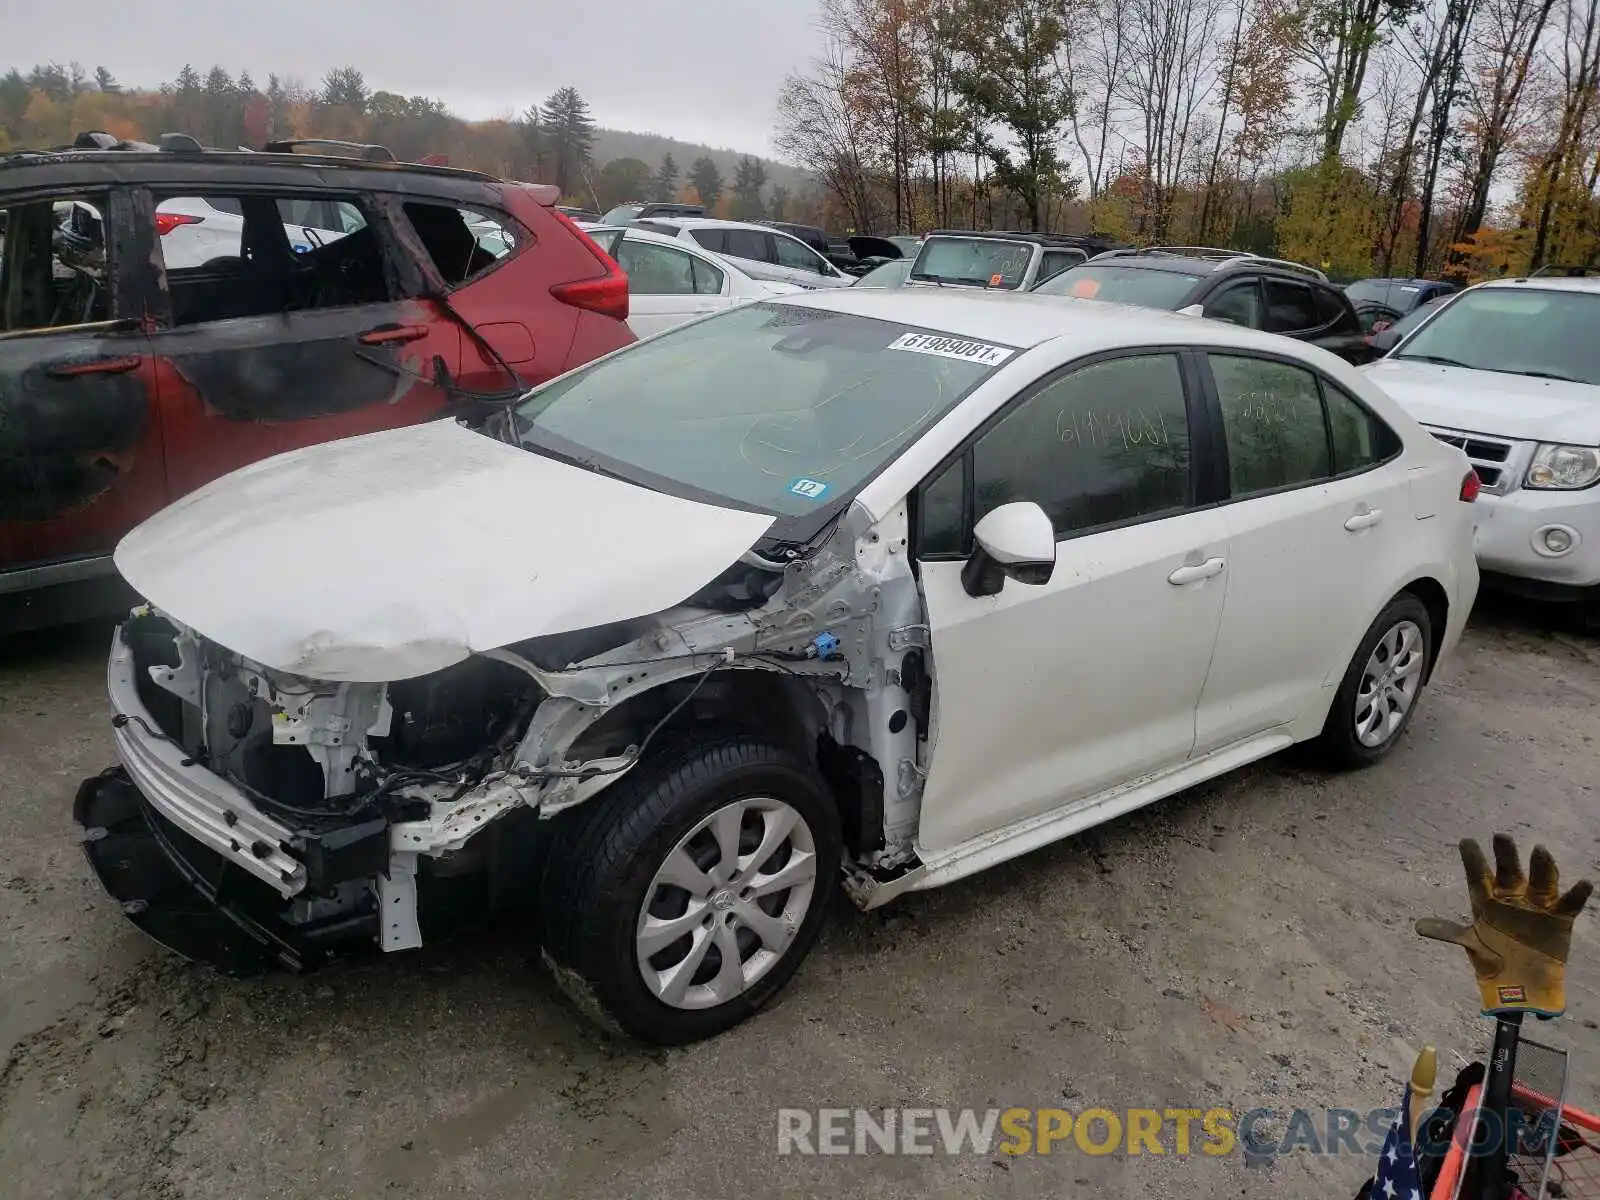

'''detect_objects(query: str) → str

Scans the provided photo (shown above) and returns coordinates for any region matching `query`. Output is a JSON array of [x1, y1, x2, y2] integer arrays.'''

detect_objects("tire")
[[538, 732, 841, 1045], [1317, 593, 1434, 769]]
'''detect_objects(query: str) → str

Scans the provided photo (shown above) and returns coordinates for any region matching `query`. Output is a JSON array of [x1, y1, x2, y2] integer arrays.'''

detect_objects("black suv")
[[1033, 246, 1375, 365]]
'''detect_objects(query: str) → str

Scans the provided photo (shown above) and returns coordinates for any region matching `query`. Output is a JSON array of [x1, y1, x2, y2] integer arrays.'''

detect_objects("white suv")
[[628, 217, 854, 290], [1363, 275, 1600, 615], [81, 289, 1477, 1045]]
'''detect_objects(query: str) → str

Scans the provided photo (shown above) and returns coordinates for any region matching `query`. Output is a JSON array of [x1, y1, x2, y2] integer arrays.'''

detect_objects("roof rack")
[[1091, 244, 1329, 283], [262, 138, 396, 163]]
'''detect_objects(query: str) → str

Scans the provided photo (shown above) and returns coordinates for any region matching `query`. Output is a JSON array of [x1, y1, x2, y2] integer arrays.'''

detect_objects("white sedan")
[[84, 289, 1479, 1046], [583, 224, 800, 338]]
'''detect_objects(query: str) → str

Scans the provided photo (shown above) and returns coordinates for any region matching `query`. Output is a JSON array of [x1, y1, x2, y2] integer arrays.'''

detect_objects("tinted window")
[[723, 229, 771, 262], [1344, 280, 1396, 307], [1037, 249, 1084, 285], [1315, 286, 1359, 333], [1392, 288, 1600, 386], [1263, 280, 1318, 332], [616, 240, 698, 295], [1203, 282, 1264, 327], [688, 228, 726, 252], [970, 354, 1191, 538], [1210, 354, 1330, 495], [773, 234, 825, 273], [516, 303, 1014, 518], [911, 237, 1034, 290], [1326, 382, 1401, 474], [1035, 264, 1201, 309], [918, 456, 967, 556]]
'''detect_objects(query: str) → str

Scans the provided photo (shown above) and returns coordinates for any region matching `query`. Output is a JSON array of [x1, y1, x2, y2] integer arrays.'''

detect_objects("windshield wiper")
[[1395, 353, 1477, 369], [1513, 369, 1586, 383]]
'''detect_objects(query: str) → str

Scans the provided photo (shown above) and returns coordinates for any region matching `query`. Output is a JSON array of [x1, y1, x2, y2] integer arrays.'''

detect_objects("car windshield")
[[910, 237, 1033, 289], [512, 301, 1015, 517], [853, 260, 911, 288], [1032, 264, 1202, 309], [1391, 288, 1600, 385], [1346, 280, 1426, 309], [600, 203, 644, 226]]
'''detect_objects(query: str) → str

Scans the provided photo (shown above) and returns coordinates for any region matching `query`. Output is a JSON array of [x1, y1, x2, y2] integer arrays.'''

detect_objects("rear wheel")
[[538, 733, 840, 1045], [1317, 594, 1433, 769]]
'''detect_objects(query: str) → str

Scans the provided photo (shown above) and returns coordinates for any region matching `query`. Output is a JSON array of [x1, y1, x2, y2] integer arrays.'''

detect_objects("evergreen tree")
[[730, 155, 769, 220], [688, 156, 724, 209], [538, 87, 597, 198], [93, 66, 120, 93], [653, 153, 679, 201]]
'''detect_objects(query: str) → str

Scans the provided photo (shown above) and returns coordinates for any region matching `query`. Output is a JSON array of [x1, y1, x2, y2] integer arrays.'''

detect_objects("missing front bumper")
[[75, 766, 379, 976]]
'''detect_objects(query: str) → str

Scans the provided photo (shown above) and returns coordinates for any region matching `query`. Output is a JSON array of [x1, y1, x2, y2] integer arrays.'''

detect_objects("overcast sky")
[[6, 0, 824, 154]]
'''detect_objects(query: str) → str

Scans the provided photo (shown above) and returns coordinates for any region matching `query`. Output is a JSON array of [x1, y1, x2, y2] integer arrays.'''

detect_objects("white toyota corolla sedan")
[[79, 289, 1479, 1045]]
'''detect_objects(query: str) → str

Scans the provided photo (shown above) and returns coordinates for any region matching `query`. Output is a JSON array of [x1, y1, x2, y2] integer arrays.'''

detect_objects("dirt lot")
[[3, 599, 1599, 1200]]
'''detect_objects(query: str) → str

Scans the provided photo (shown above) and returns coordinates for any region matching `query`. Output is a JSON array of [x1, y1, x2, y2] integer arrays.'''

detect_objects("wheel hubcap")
[[635, 796, 818, 1011], [1354, 619, 1425, 748]]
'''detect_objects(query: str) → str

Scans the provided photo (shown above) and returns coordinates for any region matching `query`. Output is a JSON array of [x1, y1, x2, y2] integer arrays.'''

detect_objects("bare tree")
[[1119, 0, 1228, 237], [774, 44, 884, 231]]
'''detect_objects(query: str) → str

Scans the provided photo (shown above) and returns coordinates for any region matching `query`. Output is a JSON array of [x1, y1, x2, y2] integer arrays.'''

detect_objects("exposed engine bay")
[[89, 498, 931, 972]]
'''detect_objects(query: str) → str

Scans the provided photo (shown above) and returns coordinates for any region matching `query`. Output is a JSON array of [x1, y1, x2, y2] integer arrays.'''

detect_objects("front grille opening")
[[240, 742, 328, 810], [1429, 429, 1512, 463]]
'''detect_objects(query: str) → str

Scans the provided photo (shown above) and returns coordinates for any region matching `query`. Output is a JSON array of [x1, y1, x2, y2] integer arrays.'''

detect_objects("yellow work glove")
[[1416, 834, 1592, 1018]]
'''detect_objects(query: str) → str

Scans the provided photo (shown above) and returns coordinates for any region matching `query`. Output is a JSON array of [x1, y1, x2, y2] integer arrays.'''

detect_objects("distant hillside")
[[589, 127, 813, 197]]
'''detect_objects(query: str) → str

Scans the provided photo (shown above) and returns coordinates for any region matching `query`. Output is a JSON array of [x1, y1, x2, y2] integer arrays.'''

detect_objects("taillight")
[[1460, 469, 1481, 502], [547, 206, 629, 321], [155, 212, 203, 237], [550, 274, 630, 321]]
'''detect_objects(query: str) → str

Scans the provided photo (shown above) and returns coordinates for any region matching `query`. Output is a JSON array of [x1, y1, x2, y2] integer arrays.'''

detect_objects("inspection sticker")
[[886, 332, 1015, 367], [788, 477, 831, 500]]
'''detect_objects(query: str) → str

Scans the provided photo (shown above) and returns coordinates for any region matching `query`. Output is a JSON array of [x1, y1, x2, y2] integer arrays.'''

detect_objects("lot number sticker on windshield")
[[788, 477, 831, 500], [887, 332, 1015, 367]]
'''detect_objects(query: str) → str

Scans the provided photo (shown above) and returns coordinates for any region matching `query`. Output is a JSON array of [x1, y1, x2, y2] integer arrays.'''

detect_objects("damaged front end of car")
[[76, 497, 930, 976]]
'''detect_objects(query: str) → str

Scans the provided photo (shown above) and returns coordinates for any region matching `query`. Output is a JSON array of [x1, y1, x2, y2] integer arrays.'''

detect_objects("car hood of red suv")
[[113, 419, 777, 683]]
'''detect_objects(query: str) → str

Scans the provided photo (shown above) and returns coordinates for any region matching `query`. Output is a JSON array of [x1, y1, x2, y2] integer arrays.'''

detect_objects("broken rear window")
[[403, 202, 514, 285], [511, 301, 1017, 517]]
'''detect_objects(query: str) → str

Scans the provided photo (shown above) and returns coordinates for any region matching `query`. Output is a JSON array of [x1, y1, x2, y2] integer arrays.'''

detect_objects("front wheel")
[[539, 733, 841, 1045], [1317, 594, 1434, 769]]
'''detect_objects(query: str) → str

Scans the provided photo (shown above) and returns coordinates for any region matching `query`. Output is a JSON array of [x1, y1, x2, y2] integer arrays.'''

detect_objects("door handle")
[[357, 324, 430, 345], [44, 356, 142, 380], [1344, 507, 1384, 531], [1168, 557, 1226, 585]]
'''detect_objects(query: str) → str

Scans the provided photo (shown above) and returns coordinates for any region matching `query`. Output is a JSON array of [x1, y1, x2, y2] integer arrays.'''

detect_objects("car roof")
[[0, 141, 512, 201], [1348, 277, 1444, 285], [1475, 275, 1600, 294], [766, 285, 1317, 357], [640, 217, 788, 234]]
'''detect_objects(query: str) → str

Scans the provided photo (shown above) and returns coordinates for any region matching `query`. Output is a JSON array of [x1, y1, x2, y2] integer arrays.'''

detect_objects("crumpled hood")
[[1364, 358, 1600, 444], [115, 419, 777, 682]]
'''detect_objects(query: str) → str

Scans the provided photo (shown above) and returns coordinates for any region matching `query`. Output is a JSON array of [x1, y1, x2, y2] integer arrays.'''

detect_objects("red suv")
[[0, 132, 633, 633]]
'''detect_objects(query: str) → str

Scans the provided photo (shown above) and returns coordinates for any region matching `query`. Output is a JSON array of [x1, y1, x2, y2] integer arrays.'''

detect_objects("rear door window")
[[1263, 279, 1318, 333], [722, 229, 772, 262], [154, 191, 392, 325], [688, 228, 727, 252], [773, 234, 827, 274], [1209, 354, 1331, 495]]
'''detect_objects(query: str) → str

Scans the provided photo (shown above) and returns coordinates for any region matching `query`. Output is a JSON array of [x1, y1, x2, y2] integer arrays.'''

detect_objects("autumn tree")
[[775, 47, 883, 231], [956, 0, 1080, 230], [597, 157, 653, 208]]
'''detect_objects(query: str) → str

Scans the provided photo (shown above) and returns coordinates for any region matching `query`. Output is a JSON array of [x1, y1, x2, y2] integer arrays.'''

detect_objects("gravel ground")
[[3, 597, 1599, 1200]]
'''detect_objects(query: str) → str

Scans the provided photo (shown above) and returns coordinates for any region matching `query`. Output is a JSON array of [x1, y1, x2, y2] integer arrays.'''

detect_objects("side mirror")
[[961, 502, 1056, 597]]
